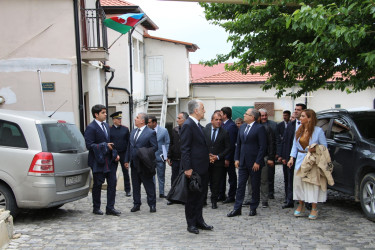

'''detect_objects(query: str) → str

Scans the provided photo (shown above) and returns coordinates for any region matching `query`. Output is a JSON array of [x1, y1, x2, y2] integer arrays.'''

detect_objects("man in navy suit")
[[180, 99, 213, 234], [279, 104, 306, 209], [227, 108, 267, 217], [276, 110, 291, 204], [125, 113, 158, 213], [84, 104, 120, 216], [219, 107, 238, 204], [147, 115, 170, 198]]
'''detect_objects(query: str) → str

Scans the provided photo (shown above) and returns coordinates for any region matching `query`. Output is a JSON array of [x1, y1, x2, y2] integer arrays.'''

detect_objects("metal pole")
[[37, 70, 46, 113]]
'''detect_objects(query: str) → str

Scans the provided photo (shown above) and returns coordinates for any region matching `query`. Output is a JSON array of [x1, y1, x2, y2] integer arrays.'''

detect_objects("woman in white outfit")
[[287, 109, 327, 219]]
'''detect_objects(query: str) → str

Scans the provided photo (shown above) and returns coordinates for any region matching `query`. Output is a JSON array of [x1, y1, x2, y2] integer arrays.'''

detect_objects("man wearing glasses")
[[227, 108, 267, 217]]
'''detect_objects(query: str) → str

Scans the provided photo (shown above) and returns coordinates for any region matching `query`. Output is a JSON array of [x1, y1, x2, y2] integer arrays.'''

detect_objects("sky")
[[130, 0, 233, 64]]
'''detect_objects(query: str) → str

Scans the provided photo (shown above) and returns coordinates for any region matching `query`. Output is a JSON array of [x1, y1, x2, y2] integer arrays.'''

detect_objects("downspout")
[[73, 0, 85, 133], [108, 87, 132, 129], [129, 28, 135, 128], [104, 66, 115, 123]]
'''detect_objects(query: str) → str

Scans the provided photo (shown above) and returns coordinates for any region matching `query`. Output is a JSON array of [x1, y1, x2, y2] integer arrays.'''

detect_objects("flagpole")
[[108, 33, 124, 49]]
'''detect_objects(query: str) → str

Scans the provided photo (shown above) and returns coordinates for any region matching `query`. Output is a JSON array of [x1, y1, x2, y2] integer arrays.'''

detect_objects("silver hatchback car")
[[0, 109, 91, 216]]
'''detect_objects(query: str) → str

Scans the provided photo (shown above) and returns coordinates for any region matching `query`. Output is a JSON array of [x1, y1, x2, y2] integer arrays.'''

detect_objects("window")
[[132, 38, 139, 72], [330, 117, 353, 140], [0, 121, 28, 148], [317, 118, 330, 137]]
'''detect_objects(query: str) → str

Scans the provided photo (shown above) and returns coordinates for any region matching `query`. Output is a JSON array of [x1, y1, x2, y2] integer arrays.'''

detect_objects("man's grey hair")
[[251, 109, 260, 121], [187, 99, 202, 115], [258, 108, 268, 114], [180, 112, 189, 120], [138, 112, 148, 124]]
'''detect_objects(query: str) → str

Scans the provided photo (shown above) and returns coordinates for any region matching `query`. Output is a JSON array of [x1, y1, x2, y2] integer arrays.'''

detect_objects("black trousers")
[[92, 166, 117, 210], [268, 162, 275, 196], [209, 164, 225, 202], [283, 164, 295, 205], [234, 164, 261, 211], [219, 160, 237, 200], [170, 160, 181, 186], [119, 151, 131, 193], [185, 172, 208, 227], [130, 161, 156, 207]]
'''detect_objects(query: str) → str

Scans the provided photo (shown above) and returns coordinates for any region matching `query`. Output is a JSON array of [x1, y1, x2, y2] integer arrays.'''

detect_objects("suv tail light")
[[28, 152, 55, 176]]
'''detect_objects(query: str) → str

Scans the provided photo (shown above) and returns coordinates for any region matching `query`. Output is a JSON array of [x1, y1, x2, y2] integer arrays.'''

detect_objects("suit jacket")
[[84, 120, 111, 172], [180, 117, 209, 175], [262, 120, 279, 159], [203, 124, 231, 168], [168, 126, 182, 160], [276, 121, 288, 156], [155, 126, 170, 162], [221, 119, 238, 161], [234, 122, 267, 168], [281, 120, 297, 160], [125, 126, 158, 164]]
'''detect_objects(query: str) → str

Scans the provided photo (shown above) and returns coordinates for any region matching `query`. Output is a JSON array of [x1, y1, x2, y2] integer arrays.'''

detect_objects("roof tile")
[[100, 0, 136, 6]]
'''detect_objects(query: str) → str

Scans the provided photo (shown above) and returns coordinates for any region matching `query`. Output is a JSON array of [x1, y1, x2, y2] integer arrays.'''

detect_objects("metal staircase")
[[146, 78, 168, 127]]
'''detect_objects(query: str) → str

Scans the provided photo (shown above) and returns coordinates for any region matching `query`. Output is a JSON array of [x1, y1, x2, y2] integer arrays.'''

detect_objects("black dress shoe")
[[223, 197, 235, 204], [167, 201, 173, 205], [150, 205, 156, 213], [93, 209, 104, 215], [211, 202, 218, 209], [130, 205, 140, 212], [187, 226, 199, 234], [106, 208, 121, 216], [217, 196, 226, 202], [282, 203, 294, 209], [227, 208, 242, 217], [197, 222, 213, 230], [159, 194, 166, 198], [242, 201, 251, 206], [125, 192, 131, 197], [249, 209, 257, 216], [262, 202, 269, 208]]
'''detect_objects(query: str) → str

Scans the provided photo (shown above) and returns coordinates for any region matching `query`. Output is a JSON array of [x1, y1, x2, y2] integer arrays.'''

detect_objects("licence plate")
[[65, 175, 82, 186]]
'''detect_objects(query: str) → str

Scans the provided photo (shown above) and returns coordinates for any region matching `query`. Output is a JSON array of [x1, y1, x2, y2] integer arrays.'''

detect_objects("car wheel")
[[360, 173, 375, 222], [0, 183, 18, 216]]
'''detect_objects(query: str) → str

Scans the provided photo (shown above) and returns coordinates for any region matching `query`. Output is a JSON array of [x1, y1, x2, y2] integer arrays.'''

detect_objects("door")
[[147, 56, 164, 95]]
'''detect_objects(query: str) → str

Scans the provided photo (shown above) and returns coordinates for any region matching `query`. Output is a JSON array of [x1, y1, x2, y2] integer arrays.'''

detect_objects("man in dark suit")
[[84, 104, 120, 216], [204, 112, 230, 209], [279, 104, 306, 209], [276, 110, 291, 204], [220, 107, 238, 204], [125, 112, 158, 213], [180, 99, 213, 234], [109, 111, 131, 197], [227, 108, 267, 217]]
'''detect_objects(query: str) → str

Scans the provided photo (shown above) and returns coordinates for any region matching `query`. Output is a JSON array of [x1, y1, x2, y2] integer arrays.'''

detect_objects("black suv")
[[317, 109, 375, 221]]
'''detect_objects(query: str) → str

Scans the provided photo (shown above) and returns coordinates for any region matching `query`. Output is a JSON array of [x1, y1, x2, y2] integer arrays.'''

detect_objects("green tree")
[[200, 0, 375, 98]]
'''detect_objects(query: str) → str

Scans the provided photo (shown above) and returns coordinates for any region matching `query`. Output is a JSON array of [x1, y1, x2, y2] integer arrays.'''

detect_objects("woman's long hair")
[[295, 109, 317, 140]]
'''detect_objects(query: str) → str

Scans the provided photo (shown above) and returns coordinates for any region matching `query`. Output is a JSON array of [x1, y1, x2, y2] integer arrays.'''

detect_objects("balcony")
[[81, 8, 109, 61]]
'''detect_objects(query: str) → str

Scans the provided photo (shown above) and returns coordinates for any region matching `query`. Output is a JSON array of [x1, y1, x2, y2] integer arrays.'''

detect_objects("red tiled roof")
[[144, 33, 199, 52], [100, 0, 136, 6], [191, 62, 344, 84], [191, 62, 267, 83]]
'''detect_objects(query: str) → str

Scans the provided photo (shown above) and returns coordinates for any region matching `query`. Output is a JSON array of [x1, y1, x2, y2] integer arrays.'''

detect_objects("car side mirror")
[[333, 133, 355, 144]]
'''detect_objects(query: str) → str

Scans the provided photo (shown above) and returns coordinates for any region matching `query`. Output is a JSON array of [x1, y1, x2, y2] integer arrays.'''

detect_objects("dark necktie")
[[134, 128, 141, 142], [101, 122, 108, 140], [297, 121, 301, 126], [211, 128, 217, 143]]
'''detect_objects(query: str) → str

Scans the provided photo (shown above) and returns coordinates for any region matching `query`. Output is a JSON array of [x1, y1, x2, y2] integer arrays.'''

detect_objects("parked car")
[[0, 109, 91, 216], [317, 109, 375, 221]]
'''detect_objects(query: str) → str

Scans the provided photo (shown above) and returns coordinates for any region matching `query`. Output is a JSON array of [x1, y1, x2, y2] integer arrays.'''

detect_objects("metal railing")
[[81, 8, 108, 51]]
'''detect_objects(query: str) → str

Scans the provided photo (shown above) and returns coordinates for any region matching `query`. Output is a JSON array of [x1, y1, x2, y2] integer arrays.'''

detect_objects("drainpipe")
[[73, 0, 85, 133], [129, 28, 135, 128], [108, 87, 132, 129], [104, 66, 115, 123]]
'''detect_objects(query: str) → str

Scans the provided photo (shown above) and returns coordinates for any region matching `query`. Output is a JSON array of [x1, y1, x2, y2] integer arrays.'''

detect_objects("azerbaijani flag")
[[104, 13, 145, 34]]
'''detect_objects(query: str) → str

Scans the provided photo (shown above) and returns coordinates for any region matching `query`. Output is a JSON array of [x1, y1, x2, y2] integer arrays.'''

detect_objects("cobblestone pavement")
[[7, 165, 375, 249]]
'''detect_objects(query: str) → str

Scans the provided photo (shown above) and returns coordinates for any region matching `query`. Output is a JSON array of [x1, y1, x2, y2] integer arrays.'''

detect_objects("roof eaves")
[[144, 33, 199, 52], [191, 81, 265, 85]]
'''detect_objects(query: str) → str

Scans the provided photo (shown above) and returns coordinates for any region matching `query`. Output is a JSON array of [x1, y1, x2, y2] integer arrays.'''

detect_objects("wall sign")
[[42, 82, 55, 92]]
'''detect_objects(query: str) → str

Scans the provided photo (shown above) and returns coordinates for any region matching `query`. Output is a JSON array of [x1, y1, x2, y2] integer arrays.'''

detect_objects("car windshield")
[[350, 113, 375, 142], [38, 123, 87, 153]]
